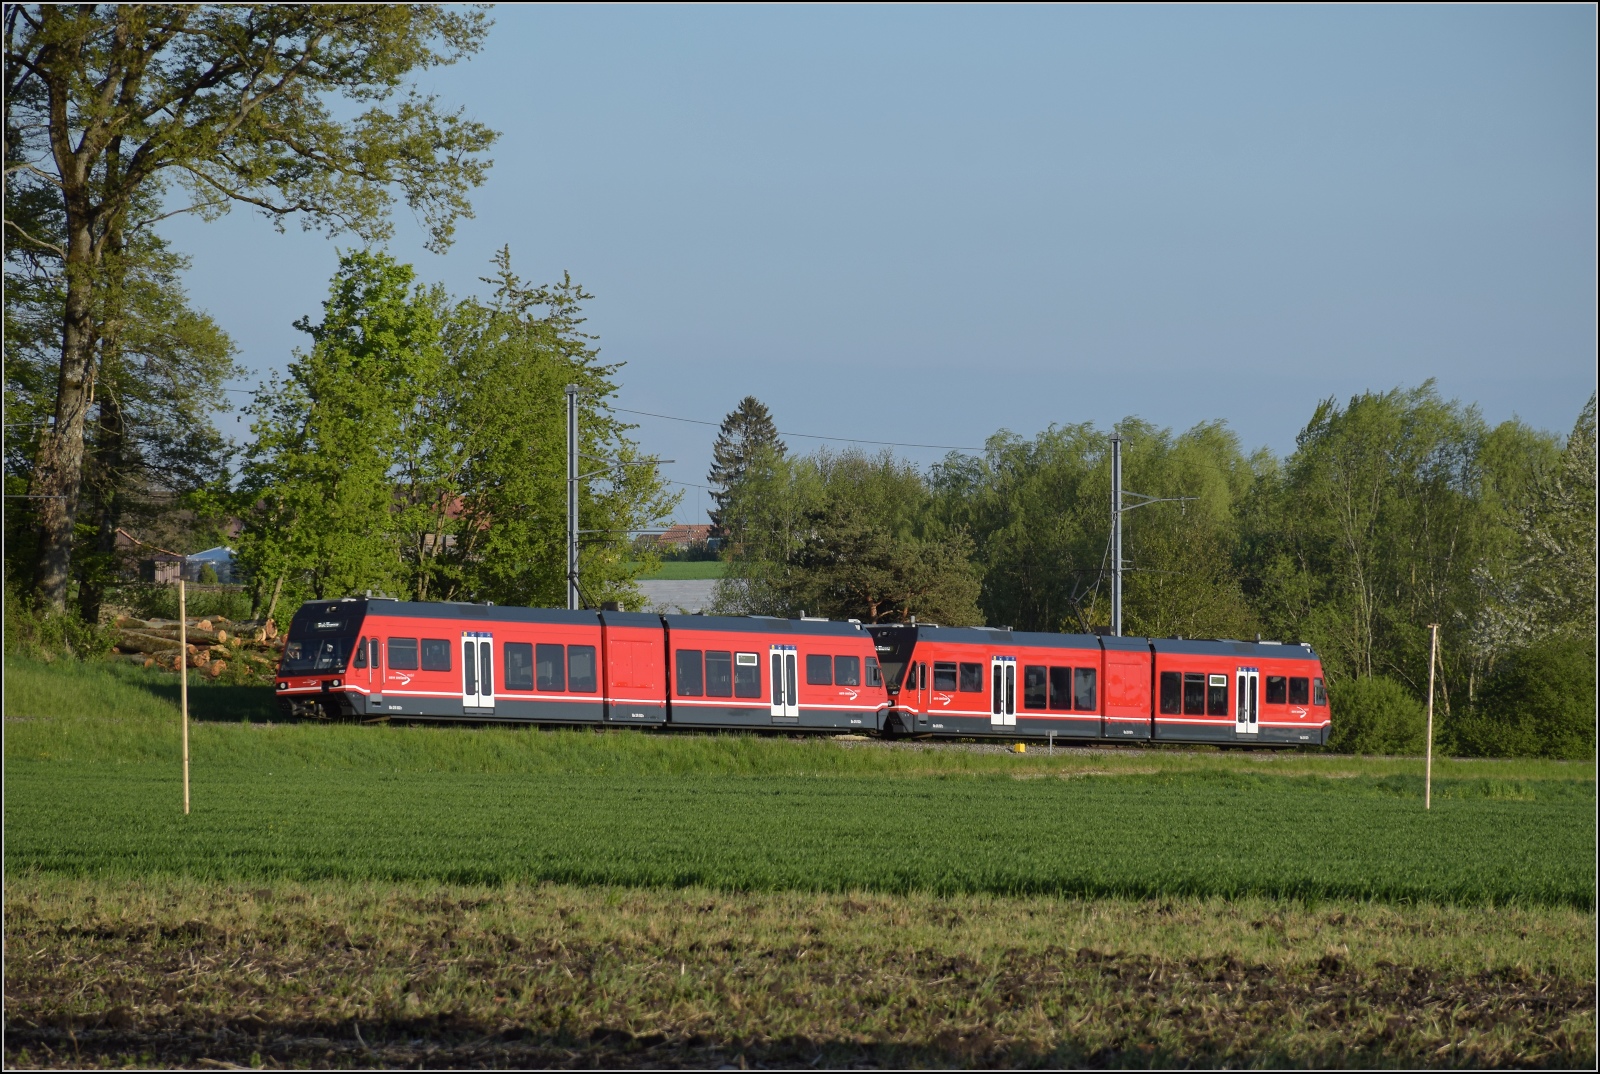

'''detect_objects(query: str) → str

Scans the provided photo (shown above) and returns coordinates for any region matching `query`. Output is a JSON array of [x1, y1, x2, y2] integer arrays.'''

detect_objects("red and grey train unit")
[[277, 597, 1331, 745]]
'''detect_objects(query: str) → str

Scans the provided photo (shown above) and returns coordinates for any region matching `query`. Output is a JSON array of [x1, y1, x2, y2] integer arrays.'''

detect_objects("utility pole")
[[1108, 431, 1196, 638], [1111, 435, 1123, 637], [565, 385, 673, 611], [566, 384, 580, 610], [1425, 623, 1439, 810]]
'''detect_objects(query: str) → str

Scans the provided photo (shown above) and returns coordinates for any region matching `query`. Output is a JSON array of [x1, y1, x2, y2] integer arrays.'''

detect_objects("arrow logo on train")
[[392, 672, 412, 685], [1291, 706, 1306, 718], [934, 692, 952, 705], [838, 687, 859, 700]]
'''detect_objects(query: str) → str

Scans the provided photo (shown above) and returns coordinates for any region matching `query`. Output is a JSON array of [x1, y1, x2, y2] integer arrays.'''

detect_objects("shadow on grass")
[[115, 666, 280, 724]]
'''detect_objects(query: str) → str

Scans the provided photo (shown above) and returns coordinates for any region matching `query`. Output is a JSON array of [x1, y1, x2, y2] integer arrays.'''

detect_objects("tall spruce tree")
[[707, 396, 785, 541]]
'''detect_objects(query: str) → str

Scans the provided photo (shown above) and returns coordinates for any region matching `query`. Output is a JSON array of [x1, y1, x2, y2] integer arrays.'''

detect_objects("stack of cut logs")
[[110, 616, 284, 679]]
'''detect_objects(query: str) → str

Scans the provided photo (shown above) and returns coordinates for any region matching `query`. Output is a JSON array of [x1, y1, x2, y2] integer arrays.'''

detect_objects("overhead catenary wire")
[[609, 406, 985, 453]]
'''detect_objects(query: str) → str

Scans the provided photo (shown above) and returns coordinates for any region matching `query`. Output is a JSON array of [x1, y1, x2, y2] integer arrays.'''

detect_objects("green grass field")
[[5, 655, 1595, 1067]]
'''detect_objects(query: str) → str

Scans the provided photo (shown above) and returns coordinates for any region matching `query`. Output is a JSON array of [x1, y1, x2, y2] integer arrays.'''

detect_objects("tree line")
[[704, 390, 1596, 758]]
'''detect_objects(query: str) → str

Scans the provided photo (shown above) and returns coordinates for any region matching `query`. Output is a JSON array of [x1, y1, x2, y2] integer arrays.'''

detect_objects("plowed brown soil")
[[5, 878, 1593, 1069]]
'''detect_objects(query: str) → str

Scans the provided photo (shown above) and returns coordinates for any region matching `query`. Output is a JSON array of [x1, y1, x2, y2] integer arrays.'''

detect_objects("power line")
[[610, 406, 984, 453]]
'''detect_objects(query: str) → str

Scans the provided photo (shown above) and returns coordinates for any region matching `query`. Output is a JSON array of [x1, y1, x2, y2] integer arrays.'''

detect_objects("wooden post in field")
[[1425, 622, 1438, 811], [179, 578, 190, 815]]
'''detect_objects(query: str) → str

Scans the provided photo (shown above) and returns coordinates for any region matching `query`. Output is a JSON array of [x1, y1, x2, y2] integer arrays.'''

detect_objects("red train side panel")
[[1148, 639, 1328, 745], [661, 615, 888, 730], [276, 599, 1329, 746], [599, 611, 668, 724]]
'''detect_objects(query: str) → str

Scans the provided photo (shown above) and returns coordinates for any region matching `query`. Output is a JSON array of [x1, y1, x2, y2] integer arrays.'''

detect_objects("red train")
[[276, 597, 1330, 745]]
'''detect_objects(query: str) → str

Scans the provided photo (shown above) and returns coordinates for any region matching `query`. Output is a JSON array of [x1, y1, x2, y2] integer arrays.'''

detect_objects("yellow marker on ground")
[[1012, 742, 1026, 754]]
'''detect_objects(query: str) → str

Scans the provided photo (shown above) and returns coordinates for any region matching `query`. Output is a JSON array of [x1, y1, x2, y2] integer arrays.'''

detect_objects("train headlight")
[[276, 682, 287, 691], [330, 679, 341, 688]]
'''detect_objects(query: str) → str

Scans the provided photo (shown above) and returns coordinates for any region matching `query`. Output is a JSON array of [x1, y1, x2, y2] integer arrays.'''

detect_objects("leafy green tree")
[[235, 249, 677, 612], [779, 452, 980, 624], [715, 448, 980, 624], [235, 250, 442, 605], [1242, 383, 1490, 718], [422, 250, 677, 608], [1325, 675, 1426, 755], [1451, 635, 1595, 760], [1484, 395, 1597, 647], [5, 3, 497, 609], [1116, 420, 1259, 641], [707, 396, 784, 544], [1460, 416, 1564, 696], [931, 424, 1109, 633], [932, 419, 1257, 638], [4, 182, 238, 619]]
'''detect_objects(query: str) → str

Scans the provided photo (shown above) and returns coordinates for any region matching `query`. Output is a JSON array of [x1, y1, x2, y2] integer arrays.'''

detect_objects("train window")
[[960, 662, 984, 692], [479, 641, 493, 695], [1023, 665, 1048, 709], [1159, 671, 1181, 714], [1289, 677, 1309, 705], [1074, 667, 1097, 711], [353, 637, 367, 668], [1313, 677, 1327, 706], [389, 638, 418, 670], [735, 652, 762, 698], [704, 650, 733, 697], [932, 662, 958, 690], [675, 649, 703, 696], [421, 639, 451, 672], [538, 643, 566, 692], [569, 645, 598, 693], [866, 658, 883, 688], [1265, 675, 1287, 705], [1183, 673, 1207, 716], [836, 655, 862, 687], [504, 642, 535, 691], [371, 638, 381, 668], [463, 642, 476, 694], [1049, 667, 1072, 710], [806, 654, 833, 685], [1207, 674, 1228, 716]]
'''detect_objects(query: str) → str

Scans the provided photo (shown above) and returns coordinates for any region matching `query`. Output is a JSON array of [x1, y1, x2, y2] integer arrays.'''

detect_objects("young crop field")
[[5, 656, 1596, 1068]]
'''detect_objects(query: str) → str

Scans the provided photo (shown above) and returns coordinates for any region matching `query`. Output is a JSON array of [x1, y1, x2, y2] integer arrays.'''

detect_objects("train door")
[[906, 661, 927, 714], [463, 631, 495, 714], [1235, 666, 1258, 736], [990, 655, 1016, 728], [770, 644, 798, 722]]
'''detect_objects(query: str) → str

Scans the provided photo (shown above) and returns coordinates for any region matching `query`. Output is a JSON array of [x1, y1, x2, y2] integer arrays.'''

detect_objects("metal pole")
[[1110, 434, 1123, 637], [566, 384, 580, 611], [179, 578, 190, 815], [1425, 623, 1438, 810]]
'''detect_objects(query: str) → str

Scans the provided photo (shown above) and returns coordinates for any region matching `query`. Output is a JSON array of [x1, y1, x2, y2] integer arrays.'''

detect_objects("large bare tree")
[[3, 4, 497, 609]]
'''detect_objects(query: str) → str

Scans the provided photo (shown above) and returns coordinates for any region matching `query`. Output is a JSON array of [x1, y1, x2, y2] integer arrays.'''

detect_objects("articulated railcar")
[[868, 624, 1330, 745], [275, 598, 889, 730], [275, 598, 1329, 745]]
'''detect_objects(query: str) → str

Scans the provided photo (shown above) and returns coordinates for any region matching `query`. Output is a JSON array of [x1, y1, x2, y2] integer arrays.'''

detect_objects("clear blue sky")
[[165, 5, 1597, 526]]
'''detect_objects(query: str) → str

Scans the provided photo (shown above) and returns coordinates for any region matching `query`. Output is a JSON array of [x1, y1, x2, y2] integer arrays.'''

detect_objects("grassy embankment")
[[5, 655, 1596, 1067]]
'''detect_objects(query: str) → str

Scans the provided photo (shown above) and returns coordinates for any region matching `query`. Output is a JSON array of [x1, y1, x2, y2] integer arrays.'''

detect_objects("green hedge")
[[1327, 675, 1427, 755], [1452, 636, 1595, 760]]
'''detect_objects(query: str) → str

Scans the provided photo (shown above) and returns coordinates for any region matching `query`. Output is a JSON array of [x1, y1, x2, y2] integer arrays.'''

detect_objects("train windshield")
[[281, 604, 361, 674], [865, 626, 918, 694]]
